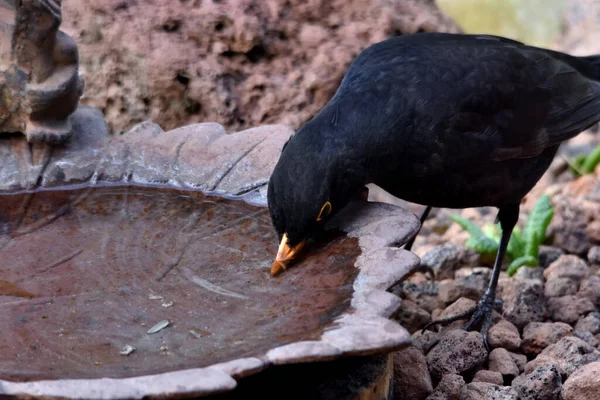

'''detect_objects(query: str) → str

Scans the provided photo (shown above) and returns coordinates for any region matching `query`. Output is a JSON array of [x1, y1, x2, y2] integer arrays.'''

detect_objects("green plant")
[[569, 145, 600, 176], [449, 194, 554, 276]]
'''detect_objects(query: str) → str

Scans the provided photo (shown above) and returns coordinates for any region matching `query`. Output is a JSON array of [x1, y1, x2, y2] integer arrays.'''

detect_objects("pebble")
[[412, 329, 440, 354], [395, 299, 432, 333], [577, 275, 600, 307], [426, 374, 464, 400], [509, 351, 528, 374], [513, 266, 545, 281], [586, 246, 600, 264], [511, 364, 562, 400], [574, 312, 600, 335], [547, 295, 595, 324], [521, 322, 573, 355], [488, 319, 521, 351], [437, 269, 488, 304], [543, 255, 589, 282], [562, 361, 600, 400], [488, 348, 520, 384], [472, 370, 503, 386], [460, 382, 519, 400], [394, 346, 433, 400], [538, 246, 565, 268], [544, 277, 578, 298], [524, 336, 600, 379], [420, 244, 462, 280], [427, 329, 487, 381], [499, 277, 548, 329]]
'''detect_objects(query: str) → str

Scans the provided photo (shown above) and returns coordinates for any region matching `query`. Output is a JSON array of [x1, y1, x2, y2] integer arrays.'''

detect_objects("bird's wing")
[[448, 48, 600, 162]]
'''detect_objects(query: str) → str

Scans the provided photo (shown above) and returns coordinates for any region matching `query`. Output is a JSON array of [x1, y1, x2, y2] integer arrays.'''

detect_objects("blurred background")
[[60, 0, 600, 135]]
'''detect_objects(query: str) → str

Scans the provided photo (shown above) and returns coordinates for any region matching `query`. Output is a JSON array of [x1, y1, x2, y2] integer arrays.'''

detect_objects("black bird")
[[267, 33, 600, 344]]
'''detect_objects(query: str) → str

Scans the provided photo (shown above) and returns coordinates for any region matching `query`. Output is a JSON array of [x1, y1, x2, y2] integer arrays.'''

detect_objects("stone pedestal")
[[0, 0, 83, 143]]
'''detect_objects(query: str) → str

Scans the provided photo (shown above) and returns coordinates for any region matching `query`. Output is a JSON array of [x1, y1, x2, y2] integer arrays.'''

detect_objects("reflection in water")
[[0, 186, 359, 381]]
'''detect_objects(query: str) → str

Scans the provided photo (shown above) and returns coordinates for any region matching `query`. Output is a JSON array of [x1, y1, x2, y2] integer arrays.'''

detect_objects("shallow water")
[[0, 186, 359, 380]]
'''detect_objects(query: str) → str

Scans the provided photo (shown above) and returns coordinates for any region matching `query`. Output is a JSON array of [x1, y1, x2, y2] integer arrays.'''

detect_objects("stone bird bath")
[[0, 107, 421, 399]]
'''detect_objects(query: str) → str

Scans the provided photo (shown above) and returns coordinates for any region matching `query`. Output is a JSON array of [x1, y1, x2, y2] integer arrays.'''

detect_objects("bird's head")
[[267, 124, 366, 276]]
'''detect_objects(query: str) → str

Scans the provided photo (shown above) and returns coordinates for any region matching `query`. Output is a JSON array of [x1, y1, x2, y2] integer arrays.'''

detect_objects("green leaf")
[[582, 146, 600, 174], [506, 255, 538, 276], [506, 226, 525, 260], [483, 223, 500, 242], [568, 154, 586, 177], [449, 215, 499, 255], [522, 194, 554, 259]]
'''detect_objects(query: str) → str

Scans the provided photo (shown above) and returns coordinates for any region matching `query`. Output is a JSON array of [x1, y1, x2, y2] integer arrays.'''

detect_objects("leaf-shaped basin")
[[0, 107, 420, 399]]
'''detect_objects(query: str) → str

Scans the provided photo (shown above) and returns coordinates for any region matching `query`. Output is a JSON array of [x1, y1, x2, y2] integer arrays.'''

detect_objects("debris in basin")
[[147, 320, 170, 335], [189, 330, 204, 340], [0, 280, 34, 299], [162, 301, 174, 308], [120, 345, 136, 356]]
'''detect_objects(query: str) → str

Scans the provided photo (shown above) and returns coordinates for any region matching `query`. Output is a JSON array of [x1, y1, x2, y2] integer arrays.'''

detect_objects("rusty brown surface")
[[0, 0, 83, 143], [0, 186, 360, 381], [0, 114, 419, 398]]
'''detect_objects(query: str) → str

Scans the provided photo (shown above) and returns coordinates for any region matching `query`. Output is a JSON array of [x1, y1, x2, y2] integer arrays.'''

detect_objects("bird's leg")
[[422, 205, 519, 349], [403, 205, 432, 251]]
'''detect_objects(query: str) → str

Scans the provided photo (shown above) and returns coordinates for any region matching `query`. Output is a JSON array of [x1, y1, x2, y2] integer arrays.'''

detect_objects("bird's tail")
[[581, 55, 600, 81]]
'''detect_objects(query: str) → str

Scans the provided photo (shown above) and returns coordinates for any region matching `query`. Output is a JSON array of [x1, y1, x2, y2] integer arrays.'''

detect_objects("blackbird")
[[267, 33, 600, 344]]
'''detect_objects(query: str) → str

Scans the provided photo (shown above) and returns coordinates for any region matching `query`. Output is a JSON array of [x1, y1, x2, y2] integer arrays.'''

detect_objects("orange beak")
[[270, 233, 305, 277]]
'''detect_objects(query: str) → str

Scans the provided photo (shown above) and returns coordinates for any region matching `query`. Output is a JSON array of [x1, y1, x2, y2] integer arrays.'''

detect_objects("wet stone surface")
[[0, 186, 360, 381]]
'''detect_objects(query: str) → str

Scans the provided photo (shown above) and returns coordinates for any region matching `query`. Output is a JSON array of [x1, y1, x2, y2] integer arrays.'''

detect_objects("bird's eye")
[[316, 201, 332, 221]]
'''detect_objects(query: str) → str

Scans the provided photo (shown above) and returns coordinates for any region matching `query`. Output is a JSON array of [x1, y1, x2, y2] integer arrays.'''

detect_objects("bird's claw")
[[422, 292, 498, 352]]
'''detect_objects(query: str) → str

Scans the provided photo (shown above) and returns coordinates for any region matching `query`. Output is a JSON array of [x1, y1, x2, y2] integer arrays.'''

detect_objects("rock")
[[395, 299, 432, 333], [511, 364, 562, 400], [521, 322, 573, 355], [61, 0, 459, 134], [575, 312, 600, 335], [573, 329, 599, 348], [547, 295, 595, 324], [562, 361, 600, 400], [487, 319, 521, 351], [421, 244, 463, 280], [548, 195, 600, 256], [439, 298, 476, 319], [585, 220, 600, 242], [499, 277, 548, 329], [525, 336, 600, 378], [577, 276, 600, 307], [513, 266, 545, 281], [544, 278, 579, 298], [586, 246, 600, 264], [0, 1, 84, 142], [427, 329, 487, 381], [543, 255, 589, 282], [472, 370, 503, 386], [509, 351, 527, 374], [438, 268, 489, 304], [426, 374, 464, 400], [399, 282, 442, 313], [538, 246, 565, 268], [413, 330, 441, 354], [460, 382, 519, 400], [488, 348, 520, 384], [394, 347, 433, 400]]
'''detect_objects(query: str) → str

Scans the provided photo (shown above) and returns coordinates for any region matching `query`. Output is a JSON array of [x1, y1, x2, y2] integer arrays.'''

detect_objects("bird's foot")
[[422, 291, 501, 351]]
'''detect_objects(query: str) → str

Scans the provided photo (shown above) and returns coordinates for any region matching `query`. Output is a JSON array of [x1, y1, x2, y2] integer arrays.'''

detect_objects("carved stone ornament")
[[0, 0, 84, 143]]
